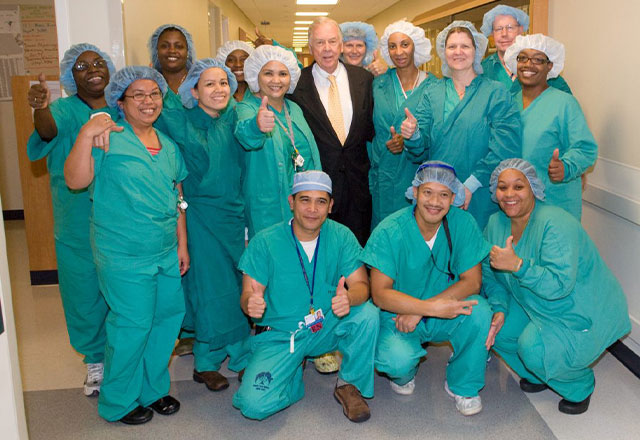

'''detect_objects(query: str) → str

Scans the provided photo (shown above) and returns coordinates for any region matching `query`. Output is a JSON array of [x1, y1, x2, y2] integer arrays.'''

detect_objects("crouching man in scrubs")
[[363, 161, 492, 416], [233, 171, 379, 423]]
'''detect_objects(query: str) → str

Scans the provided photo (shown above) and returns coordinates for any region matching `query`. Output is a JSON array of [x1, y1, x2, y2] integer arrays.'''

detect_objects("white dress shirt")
[[311, 62, 353, 138]]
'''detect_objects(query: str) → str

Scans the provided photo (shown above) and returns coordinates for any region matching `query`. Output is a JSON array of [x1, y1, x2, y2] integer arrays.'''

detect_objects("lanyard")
[[290, 221, 320, 313], [270, 103, 304, 171]]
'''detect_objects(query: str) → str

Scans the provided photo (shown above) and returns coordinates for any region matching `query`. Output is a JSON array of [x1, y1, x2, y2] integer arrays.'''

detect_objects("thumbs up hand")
[[385, 125, 404, 154], [489, 235, 522, 272], [366, 49, 388, 77], [256, 96, 275, 133], [253, 26, 273, 47], [28, 73, 50, 110], [400, 107, 418, 139], [548, 148, 565, 182], [247, 279, 267, 318], [331, 276, 350, 317]]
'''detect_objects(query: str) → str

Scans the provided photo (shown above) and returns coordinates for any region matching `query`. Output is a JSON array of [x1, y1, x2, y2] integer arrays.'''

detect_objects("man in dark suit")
[[290, 17, 374, 246]]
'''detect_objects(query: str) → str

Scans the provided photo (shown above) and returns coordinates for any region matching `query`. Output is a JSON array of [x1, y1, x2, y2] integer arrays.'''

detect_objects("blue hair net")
[[215, 40, 255, 64], [490, 158, 546, 202], [148, 24, 196, 72], [104, 66, 168, 111], [243, 45, 301, 94], [435, 20, 488, 77], [292, 170, 332, 195], [59, 43, 116, 96], [339, 21, 379, 66], [406, 160, 466, 207], [178, 58, 238, 108], [480, 5, 530, 37], [380, 20, 432, 67]]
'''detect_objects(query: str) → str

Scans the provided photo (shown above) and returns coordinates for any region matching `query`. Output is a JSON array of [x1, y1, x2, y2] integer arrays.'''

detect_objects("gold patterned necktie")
[[327, 74, 347, 145]]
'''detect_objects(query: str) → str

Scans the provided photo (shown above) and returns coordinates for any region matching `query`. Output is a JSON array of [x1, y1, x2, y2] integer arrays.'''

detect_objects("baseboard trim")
[[608, 340, 640, 379], [2, 210, 25, 220], [30, 270, 58, 286]]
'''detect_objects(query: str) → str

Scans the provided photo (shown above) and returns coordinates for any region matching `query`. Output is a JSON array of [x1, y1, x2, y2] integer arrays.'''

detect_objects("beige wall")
[[367, 0, 451, 35], [210, 0, 255, 41]]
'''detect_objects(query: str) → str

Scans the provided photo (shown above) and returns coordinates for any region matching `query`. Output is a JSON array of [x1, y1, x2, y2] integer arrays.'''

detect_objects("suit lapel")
[[344, 65, 362, 145]]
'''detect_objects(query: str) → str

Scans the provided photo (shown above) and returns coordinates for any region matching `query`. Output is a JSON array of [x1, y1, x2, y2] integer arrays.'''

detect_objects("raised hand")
[[489, 235, 521, 272], [253, 26, 273, 47], [400, 107, 417, 139], [331, 276, 350, 317], [548, 148, 565, 182], [385, 126, 404, 154], [366, 49, 388, 77], [247, 279, 266, 318], [256, 96, 275, 133], [80, 115, 123, 153], [28, 73, 50, 110]]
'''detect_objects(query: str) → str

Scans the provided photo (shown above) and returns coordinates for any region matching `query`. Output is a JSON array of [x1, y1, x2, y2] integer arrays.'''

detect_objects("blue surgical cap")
[[436, 20, 488, 77], [104, 66, 168, 112], [291, 170, 332, 195], [480, 5, 530, 37], [243, 45, 301, 94], [148, 24, 196, 72], [178, 58, 238, 108], [339, 21, 379, 66], [490, 158, 546, 202], [59, 43, 116, 96], [407, 160, 466, 207]]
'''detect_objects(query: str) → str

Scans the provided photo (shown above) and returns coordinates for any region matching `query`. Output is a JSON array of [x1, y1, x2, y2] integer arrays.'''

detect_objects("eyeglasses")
[[516, 55, 550, 65], [73, 59, 108, 71], [493, 25, 519, 34], [123, 90, 164, 102]]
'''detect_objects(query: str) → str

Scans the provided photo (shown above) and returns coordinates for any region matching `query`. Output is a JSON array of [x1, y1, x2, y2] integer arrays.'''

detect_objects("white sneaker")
[[84, 362, 103, 397], [390, 378, 415, 395], [444, 381, 482, 416]]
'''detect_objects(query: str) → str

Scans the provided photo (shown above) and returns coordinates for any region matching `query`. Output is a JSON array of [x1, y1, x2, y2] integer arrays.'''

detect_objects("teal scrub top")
[[481, 52, 572, 95], [163, 88, 183, 109], [362, 205, 490, 321], [27, 95, 119, 248], [234, 93, 322, 238], [483, 203, 630, 376], [90, 121, 187, 264], [239, 219, 363, 332], [401, 75, 522, 229], [516, 87, 597, 220], [370, 69, 434, 228]]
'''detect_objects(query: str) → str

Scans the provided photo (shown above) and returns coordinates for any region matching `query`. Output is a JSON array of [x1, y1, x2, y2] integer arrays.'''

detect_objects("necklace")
[[396, 70, 420, 100]]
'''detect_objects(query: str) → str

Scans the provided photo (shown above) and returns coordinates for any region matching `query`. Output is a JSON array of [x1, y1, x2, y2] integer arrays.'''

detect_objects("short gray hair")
[[308, 17, 342, 44]]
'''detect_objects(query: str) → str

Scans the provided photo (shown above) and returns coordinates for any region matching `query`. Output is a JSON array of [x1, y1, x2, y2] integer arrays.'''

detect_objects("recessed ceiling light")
[[295, 20, 313, 24], [296, 0, 338, 4], [295, 12, 328, 16], [293, 27, 309, 30], [294, 47, 302, 52]]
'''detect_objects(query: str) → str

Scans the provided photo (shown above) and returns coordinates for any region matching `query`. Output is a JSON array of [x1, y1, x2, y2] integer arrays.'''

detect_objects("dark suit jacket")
[[289, 62, 374, 244]]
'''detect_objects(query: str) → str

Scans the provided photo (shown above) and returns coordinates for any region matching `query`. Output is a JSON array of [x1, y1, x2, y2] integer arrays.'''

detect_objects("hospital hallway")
[[4, 219, 639, 440]]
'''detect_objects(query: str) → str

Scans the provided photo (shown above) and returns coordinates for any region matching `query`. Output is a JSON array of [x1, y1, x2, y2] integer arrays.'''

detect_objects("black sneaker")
[[120, 406, 153, 425], [558, 394, 591, 415], [519, 378, 549, 393]]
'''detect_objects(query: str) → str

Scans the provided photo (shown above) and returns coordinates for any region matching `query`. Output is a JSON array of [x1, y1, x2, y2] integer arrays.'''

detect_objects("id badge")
[[304, 308, 324, 333]]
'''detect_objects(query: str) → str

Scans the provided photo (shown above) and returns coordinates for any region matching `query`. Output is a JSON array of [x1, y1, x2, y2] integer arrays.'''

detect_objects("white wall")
[[367, 0, 450, 35], [0, 195, 28, 439], [549, 0, 640, 353]]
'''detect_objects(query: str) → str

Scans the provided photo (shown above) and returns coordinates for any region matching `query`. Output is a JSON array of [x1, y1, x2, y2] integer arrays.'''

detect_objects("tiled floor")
[[5, 220, 640, 439]]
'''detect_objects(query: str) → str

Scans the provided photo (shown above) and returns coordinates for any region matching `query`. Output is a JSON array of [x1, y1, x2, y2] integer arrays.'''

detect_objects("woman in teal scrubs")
[[148, 24, 196, 109], [65, 66, 188, 425], [27, 43, 116, 397], [216, 40, 255, 103], [503, 34, 597, 220], [484, 159, 630, 415], [156, 58, 250, 392], [400, 20, 522, 229], [370, 20, 434, 228], [234, 45, 321, 239]]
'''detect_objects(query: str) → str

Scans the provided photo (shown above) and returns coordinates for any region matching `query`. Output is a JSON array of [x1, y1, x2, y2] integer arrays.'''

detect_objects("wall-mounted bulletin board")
[[0, 3, 58, 101]]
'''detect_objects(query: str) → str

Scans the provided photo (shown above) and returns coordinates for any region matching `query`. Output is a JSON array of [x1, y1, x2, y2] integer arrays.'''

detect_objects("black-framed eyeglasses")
[[73, 59, 108, 71], [123, 90, 164, 102], [516, 55, 550, 65]]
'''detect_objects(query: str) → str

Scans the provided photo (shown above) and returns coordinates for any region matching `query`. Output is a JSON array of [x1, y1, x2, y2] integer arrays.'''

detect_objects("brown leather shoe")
[[193, 369, 229, 391], [333, 384, 370, 423]]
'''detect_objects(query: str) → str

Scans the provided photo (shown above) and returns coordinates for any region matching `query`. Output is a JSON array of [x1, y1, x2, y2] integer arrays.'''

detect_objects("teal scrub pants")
[[194, 338, 251, 373], [55, 240, 108, 364], [492, 299, 595, 403], [233, 302, 379, 420], [96, 250, 185, 421], [375, 295, 491, 397]]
